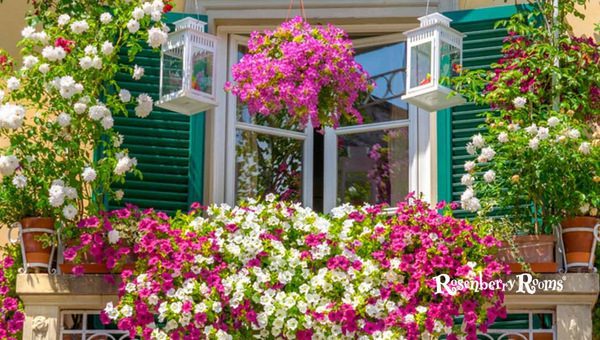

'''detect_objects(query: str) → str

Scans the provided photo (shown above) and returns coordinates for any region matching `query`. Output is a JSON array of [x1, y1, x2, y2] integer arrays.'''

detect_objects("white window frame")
[[60, 310, 131, 339], [207, 22, 438, 208]]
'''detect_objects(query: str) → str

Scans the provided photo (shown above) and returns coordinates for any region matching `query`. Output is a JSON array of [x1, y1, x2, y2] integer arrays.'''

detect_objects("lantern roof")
[[173, 17, 208, 33], [403, 12, 465, 38]]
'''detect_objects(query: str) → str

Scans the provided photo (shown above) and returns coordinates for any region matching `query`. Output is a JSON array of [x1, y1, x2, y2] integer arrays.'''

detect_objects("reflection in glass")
[[190, 48, 213, 95], [161, 46, 184, 97], [236, 130, 303, 203], [410, 41, 432, 89], [440, 42, 461, 86], [337, 126, 409, 206]]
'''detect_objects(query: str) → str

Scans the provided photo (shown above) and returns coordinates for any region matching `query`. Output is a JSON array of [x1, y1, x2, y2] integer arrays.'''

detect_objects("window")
[[61, 311, 132, 339], [224, 32, 418, 212]]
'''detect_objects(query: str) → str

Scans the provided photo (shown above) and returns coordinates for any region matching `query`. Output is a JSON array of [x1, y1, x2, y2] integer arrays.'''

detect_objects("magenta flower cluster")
[[226, 16, 374, 128], [71, 195, 507, 339], [0, 254, 24, 340]]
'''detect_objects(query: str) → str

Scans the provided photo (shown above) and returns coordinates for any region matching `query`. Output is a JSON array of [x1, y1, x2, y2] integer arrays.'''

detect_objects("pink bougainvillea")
[[226, 16, 374, 129], [72, 195, 507, 339]]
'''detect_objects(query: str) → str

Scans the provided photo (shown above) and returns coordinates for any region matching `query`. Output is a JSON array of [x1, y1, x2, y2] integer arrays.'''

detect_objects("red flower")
[[55, 37, 75, 53], [163, 1, 173, 13]]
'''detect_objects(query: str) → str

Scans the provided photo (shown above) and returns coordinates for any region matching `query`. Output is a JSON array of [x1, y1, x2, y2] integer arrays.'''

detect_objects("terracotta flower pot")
[[561, 216, 599, 273], [21, 217, 55, 270], [60, 245, 136, 275], [497, 234, 557, 273]]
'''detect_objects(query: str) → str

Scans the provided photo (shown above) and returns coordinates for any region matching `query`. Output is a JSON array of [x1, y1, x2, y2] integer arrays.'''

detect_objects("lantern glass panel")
[[410, 41, 432, 89], [190, 47, 214, 96], [162, 46, 184, 98], [440, 41, 461, 87]]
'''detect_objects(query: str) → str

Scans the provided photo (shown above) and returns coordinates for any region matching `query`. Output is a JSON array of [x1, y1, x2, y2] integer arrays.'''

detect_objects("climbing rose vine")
[[226, 16, 374, 129], [91, 195, 506, 339]]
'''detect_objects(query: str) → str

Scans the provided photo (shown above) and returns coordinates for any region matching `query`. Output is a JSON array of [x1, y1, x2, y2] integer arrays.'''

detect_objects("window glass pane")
[[337, 127, 409, 206], [410, 41, 432, 89], [161, 46, 184, 97], [190, 48, 214, 95], [236, 129, 303, 203], [440, 41, 460, 86]]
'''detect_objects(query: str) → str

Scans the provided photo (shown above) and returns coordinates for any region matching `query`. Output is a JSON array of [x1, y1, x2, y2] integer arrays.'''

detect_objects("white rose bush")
[[0, 0, 173, 236]]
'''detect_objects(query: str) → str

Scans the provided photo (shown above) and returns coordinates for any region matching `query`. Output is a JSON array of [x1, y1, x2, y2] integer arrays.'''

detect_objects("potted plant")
[[0, 0, 171, 273], [226, 16, 374, 129], [452, 2, 599, 273]]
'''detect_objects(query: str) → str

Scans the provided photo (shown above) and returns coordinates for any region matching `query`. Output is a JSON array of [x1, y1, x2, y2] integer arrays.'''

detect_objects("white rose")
[[567, 128, 581, 139], [512, 96, 527, 109], [7, 77, 20, 91], [115, 190, 125, 200], [464, 161, 476, 172], [42, 46, 66, 62], [12, 174, 27, 189], [82, 167, 97, 182], [88, 104, 110, 121], [547, 116, 560, 127], [151, 11, 162, 22], [497, 132, 509, 143], [74, 103, 87, 114], [536, 127, 549, 140], [132, 7, 145, 20], [0, 155, 19, 176], [38, 63, 50, 74], [483, 170, 496, 183], [0, 103, 26, 130], [70, 20, 89, 34], [79, 56, 93, 70], [461, 174, 474, 187], [108, 229, 120, 244], [57, 14, 70, 27], [127, 19, 140, 33], [465, 143, 477, 156], [471, 133, 485, 148], [147, 27, 168, 48], [101, 41, 114, 56], [119, 89, 131, 102], [57, 112, 71, 128], [478, 147, 496, 163], [579, 142, 591, 155], [48, 183, 65, 207], [84, 45, 98, 56], [135, 93, 153, 118], [64, 186, 78, 200], [100, 12, 113, 24], [525, 124, 538, 135], [62, 204, 78, 220], [132, 65, 144, 80], [21, 26, 35, 38], [142, 2, 154, 14], [22, 55, 39, 69], [529, 137, 540, 150], [101, 115, 114, 129], [91, 56, 103, 70]]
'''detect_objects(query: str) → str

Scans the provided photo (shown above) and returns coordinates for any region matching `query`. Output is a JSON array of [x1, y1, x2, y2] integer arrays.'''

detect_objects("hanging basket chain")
[[287, 0, 307, 20]]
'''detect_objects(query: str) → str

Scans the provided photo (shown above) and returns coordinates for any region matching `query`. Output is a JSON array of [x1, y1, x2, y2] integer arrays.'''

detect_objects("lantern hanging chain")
[[194, 0, 202, 22], [286, 0, 307, 20], [425, 0, 430, 15]]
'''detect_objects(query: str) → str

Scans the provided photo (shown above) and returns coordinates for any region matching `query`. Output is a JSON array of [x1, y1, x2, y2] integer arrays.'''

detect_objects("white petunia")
[[0, 155, 19, 176], [62, 204, 78, 220], [38, 63, 50, 74], [497, 132, 509, 143], [471, 133, 485, 148], [461, 174, 474, 187], [135, 93, 153, 118], [100, 12, 113, 24], [170, 301, 183, 313], [579, 142, 591, 155], [101, 41, 114, 55], [7, 77, 20, 91], [0, 103, 26, 130], [12, 174, 27, 189], [82, 167, 97, 182], [121, 305, 133, 318], [483, 170, 496, 183], [70, 20, 89, 34], [119, 89, 131, 102], [132, 65, 144, 80], [512, 96, 527, 109], [464, 161, 476, 172], [108, 229, 120, 244], [132, 7, 145, 20], [57, 112, 71, 128], [127, 19, 140, 33], [548, 116, 560, 127], [147, 27, 168, 48], [22, 55, 39, 69], [529, 137, 540, 150], [57, 14, 71, 27]]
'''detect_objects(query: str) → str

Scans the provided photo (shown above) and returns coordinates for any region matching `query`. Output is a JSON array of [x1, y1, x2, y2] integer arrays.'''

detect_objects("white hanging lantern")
[[401, 13, 466, 112], [157, 18, 218, 115]]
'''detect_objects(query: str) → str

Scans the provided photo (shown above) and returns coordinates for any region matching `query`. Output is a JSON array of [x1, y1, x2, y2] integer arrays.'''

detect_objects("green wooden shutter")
[[437, 5, 531, 217], [111, 13, 207, 215]]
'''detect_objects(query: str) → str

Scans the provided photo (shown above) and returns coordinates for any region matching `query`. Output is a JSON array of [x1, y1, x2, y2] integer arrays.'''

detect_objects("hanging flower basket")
[[226, 16, 374, 128]]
